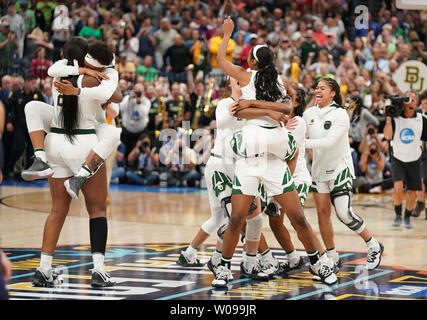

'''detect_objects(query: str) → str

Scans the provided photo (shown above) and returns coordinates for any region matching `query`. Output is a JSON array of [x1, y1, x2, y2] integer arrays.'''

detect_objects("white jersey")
[[50, 75, 103, 130], [289, 116, 311, 186], [303, 103, 355, 182], [391, 113, 423, 162], [48, 59, 119, 129], [240, 70, 287, 127], [211, 97, 245, 161]]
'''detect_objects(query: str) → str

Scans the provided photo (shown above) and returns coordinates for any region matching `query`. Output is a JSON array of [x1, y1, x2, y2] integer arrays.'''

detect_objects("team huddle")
[[25, 17, 384, 289]]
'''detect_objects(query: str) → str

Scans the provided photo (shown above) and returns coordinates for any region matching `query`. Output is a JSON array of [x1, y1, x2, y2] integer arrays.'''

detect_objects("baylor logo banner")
[[393, 60, 427, 93]]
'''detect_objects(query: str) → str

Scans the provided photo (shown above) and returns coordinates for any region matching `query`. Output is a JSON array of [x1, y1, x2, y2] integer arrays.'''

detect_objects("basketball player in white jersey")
[[210, 17, 337, 287], [232, 88, 329, 279], [22, 39, 121, 200], [178, 76, 288, 280], [32, 39, 117, 288], [303, 77, 384, 271]]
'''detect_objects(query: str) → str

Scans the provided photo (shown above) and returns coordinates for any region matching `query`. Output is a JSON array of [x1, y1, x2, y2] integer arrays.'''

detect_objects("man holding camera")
[[126, 134, 160, 185], [384, 91, 427, 229], [119, 83, 151, 162]]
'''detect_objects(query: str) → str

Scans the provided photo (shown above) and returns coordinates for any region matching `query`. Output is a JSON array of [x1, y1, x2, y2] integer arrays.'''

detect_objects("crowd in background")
[[0, 0, 426, 192]]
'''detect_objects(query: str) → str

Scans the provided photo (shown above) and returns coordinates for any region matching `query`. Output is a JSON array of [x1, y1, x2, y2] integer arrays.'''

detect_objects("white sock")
[[326, 248, 339, 263], [77, 165, 93, 178], [243, 253, 257, 270], [34, 149, 47, 162], [184, 245, 197, 259], [212, 249, 222, 266], [287, 250, 300, 264], [40, 252, 53, 275], [366, 237, 379, 249], [92, 253, 105, 271], [260, 249, 274, 262]]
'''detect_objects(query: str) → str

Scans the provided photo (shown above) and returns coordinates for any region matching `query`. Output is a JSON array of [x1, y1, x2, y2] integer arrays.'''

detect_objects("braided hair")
[[292, 87, 306, 118], [58, 36, 88, 142], [251, 46, 285, 102]]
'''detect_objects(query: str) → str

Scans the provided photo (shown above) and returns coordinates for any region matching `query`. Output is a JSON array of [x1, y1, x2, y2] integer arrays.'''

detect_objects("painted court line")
[[288, 269, 394, 300]]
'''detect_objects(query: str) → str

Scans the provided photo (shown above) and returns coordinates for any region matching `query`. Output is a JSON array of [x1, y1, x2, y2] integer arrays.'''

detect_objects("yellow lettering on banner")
[[405, 66, 425, 92]]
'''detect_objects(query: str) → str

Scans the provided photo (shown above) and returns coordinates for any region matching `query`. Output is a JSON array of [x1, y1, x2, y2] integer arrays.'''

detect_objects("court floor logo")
[[3, 243, 427, 300]]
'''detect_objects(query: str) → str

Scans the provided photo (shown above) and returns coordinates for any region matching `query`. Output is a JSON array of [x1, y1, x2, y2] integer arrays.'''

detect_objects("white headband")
[[84, 53, 116, 68], [252, 44, 268, 62]]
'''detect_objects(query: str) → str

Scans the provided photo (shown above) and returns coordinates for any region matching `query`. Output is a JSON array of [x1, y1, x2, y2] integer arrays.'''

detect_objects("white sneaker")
[[212, 265, 232, 288], [366, 242, 384, 270], [207, 258, 233, 281], [259, 255, 279, 277], [310, 258, 338, 285], [90, 269, 116, 287], [240, 261, 269, 280]]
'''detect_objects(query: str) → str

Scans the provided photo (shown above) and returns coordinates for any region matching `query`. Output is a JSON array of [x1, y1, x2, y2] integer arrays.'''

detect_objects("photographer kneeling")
[[358, 141, 393, 194], [126, 134, 160, 185], [384, 92, 427, 229]]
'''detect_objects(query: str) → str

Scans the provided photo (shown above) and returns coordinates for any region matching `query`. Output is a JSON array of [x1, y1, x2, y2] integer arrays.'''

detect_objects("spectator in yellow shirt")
[[208, 29, 235, 81]]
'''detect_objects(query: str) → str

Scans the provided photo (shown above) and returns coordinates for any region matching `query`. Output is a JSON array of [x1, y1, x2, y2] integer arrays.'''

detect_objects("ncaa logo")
[[400, 128, 415, 144]]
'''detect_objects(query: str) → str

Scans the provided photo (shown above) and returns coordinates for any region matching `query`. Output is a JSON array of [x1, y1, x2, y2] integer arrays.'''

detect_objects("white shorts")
[[93, 123, 121, 159], [205, 156, 234, 206], [203, 155, 234, 234], [232, 156, 295, 197], [310, 167, 353, 194], [45, 132, 99, 178], [231, 125, 296, 161], [25, 100, 120, 161]]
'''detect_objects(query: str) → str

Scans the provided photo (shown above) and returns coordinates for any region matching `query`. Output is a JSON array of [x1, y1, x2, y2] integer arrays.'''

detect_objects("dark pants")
[[359, 178, 394, 193], [5, 124, 33, 176], [120, 127, 143, 165], [167, 71, 187, 84], [391, 156, 422, 191], [52, 39, 67, 62]]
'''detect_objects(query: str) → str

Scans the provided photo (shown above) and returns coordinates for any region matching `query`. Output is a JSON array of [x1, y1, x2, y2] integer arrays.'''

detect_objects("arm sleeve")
[[291, 117, 306, 147], [47, 59, 80, 78], [305, 109, 349, 149], [79, 69, 119, 101]]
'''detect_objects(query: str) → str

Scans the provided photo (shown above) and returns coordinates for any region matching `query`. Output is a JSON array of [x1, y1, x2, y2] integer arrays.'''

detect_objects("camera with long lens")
[[369, 148, 377, 155], [135, 90, 142, 98], [385, 95, 411, 117], [139, 140, 150, 152]]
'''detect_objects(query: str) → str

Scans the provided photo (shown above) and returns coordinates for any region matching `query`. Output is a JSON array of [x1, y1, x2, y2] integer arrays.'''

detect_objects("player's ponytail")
[[59, 37, 89, 142], [252, 46, 285, 102]]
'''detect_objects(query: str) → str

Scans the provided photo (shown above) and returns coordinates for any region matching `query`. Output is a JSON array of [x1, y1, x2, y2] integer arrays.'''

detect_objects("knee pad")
[[202, 206, 224, 235], [245, 214, 263, 242], [330, 189, 365, 234], [220, 196, 232, 219], [216, 220, 229, 242], [264, 198, 281, 218], [248, 199, 258, 215]]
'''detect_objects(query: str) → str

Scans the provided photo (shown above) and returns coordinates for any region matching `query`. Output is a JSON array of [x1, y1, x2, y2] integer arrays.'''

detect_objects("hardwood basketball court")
[[1, 182, 427, 300]]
